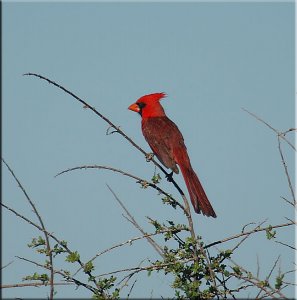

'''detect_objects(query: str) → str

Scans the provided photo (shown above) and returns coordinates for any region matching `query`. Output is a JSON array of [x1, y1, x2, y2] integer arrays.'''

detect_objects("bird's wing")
[[141, 116, 183, 173]]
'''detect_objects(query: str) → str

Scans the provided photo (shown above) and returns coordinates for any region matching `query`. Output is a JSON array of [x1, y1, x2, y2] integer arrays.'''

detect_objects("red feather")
[[128, 93, 216, 218]]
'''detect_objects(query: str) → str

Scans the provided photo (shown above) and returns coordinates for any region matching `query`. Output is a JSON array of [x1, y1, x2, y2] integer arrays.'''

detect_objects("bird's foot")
[[145, 152, 154, 162], [166, 171, 174, 182]]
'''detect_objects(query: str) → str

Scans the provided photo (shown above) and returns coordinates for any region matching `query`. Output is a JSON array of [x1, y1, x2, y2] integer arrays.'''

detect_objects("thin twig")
[[232, 220, 268, 255], [126, 279, 137, 298], [119, 259, 145, 291], [242, 109, 295, 205], [205, 221, 295, 249], [106, 184, 164, 257], [2, 202, 101, 295], [55, 164, 185, 212], [198, 242, 218, 294], [2, 203, 60, 244], [275, 240, 296, 250], [97, 258, 193, 278], [255, 255, 281, 299], [256, 254, 260, 278], [277, 136, 295, 205], [267, 255, 281, 281], [2, 282, 73, 289], [229, 258, 287, 299], [282, 128, 296, 136], [74, 228, 182, 276], [242, 108, 295, 151], [280, 196, 295, 207], [2, 158, 54, 299], [1, 260, 14, 270], [92, 230, 171, 259], [16, 256, 97, 294]]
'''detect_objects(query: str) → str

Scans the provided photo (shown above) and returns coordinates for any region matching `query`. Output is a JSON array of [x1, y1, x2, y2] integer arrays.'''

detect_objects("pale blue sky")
[[3, 2, 295, 298]]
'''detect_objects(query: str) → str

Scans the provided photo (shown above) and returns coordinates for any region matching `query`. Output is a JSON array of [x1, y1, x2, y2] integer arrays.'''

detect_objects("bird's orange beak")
[[128, 103, 140, 113]]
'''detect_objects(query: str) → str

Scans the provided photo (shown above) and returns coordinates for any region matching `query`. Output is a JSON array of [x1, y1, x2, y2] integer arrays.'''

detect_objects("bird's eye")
[[137, 102, 146, 109]]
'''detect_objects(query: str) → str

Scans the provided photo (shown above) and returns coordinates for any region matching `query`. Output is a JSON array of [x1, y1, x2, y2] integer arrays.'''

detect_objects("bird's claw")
[[145, 152, 154, 162], [166, 171, 174, 182]]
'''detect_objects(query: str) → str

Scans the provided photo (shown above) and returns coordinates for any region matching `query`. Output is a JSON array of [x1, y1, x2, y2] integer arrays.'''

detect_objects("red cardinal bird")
[[128, 93, 216, 218]]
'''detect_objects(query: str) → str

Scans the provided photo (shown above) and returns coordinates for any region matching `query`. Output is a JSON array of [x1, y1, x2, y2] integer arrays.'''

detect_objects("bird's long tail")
[[175, 149, 216, 218]]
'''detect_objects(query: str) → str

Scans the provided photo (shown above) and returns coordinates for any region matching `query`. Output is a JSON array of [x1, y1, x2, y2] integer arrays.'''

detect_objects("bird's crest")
[[136, 92, 167, 104]]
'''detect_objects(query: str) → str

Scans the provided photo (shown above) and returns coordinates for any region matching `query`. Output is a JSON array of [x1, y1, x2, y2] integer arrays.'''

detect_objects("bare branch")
[[242, 108, 295, 151], [1, 260, 14, 270], [275, 240, 296, 250], [241, 109, 295, 206], [255, 255, 281, 299], [2, 282, 73, 289], [277, 136, 295, 205], [256, 254, 260, 278], [280, 196, 295, 207], [230, 263, 287, 299], [231, 220, 267, 253], [74, 228, 183, 277], [267, 255, 281, 281], [97, 258, 193, 278], [1, 202, 102, 294], [282, 128, 296, 136], [205, 221, 295, 249], [106, 184, 164, 257], [16, 256, 97, 294], [2, 158, 55, 299], [126, 279, 137, 298], [89, 230, 172, 262], [55, 164, 185, 212]]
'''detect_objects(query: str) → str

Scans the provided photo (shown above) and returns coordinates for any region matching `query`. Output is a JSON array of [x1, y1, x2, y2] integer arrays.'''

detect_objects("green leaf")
[[275, 274, 284, 289], [221, 249, 233, 258], [84, 261, 95, 273], [60, 240, 68, 247], [265, 225, 276, 240], [27, 236, 46, 248], [148, 219, 163, 232], [259, 280, 269, 287], [112, 288, 120, 298], [22, 272, 49, 283], [65, 251, 80, 263], [232, 266, 242, 276], [151, 173, 162, 184]]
